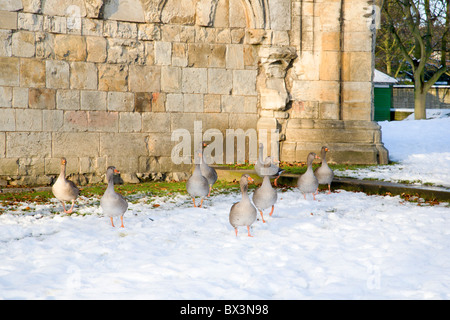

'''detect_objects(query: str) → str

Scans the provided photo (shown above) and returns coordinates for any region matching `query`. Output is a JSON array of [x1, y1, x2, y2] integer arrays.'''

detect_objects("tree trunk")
[[414, 86, 427, 120]]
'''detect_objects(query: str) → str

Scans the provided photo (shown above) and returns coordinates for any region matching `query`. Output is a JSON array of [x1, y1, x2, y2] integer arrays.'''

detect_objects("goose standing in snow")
[[255, 143, 284, 186], [262, 156, 284, 187], [100, 166, 128, 228], [298, 152, 320, 200], [314, 146, 334, 194], [186, 150, 209, 207], [52, 158, 79, 214], [252, 175, 277, 223], [200, 142, 218, 197], [229, 174, 257, 237]]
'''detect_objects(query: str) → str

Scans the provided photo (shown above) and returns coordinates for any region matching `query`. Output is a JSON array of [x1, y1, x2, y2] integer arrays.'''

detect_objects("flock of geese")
[[51, 144, 334, 236]]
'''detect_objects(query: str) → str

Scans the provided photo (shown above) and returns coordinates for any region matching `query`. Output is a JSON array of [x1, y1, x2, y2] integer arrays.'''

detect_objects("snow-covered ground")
[[336, 109, 450, 188], [0, 112, 449, 300]]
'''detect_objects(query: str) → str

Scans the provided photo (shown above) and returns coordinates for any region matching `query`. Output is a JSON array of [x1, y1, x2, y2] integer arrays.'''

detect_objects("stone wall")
[[0, 0, 388, 186]]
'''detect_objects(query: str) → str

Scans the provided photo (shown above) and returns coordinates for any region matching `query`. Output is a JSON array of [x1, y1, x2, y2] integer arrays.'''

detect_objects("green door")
[[374, 86, 392, 121]]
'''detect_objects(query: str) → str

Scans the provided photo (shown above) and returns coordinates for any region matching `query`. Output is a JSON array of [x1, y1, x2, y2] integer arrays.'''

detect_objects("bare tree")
[[382, 0, 449, 119]]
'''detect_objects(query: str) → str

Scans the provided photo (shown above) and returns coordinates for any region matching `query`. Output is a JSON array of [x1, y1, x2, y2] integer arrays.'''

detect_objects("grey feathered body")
[[253, 176, 277, 211], [186, 164, 209, 198]]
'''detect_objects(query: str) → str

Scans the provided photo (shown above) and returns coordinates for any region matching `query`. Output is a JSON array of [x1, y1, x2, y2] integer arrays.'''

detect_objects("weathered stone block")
[[209, 44, 226, 68], [142, 113, 170, 132], [226, 44, 244, 69], [70, 61, 97, 90], [7, 132, 51, 157], [98, 64, 128, 91], [128, 65, 161, 92], [154, 41, 172, 65], [151, 92, 165, 112], [86, 36, 107, 62], [0, 30, 12, 57], [44, 15, 67, 34], [134, 92, 152, 112], [12, 87, 28, 108], [319, 51, 340, 81], [88, 111, 118, 132], [208, 68, 232, 95], [119, 112, 141, 132], [43, 110, 64, 131], [187, 43, 210, 68], [29, 88, 55, 109], [203, 94, 221, 113], [22, 0, 41, 14], [182, 68, 207, 93], [0, 57, 19, 86], [183, 93, 203, 112], [46, 60, 69, 89], [161, 66, 181, 93], [56, 89, 80, 110], [64, 110, 88, 131], [103, 0, 145, 23], [0, 109, 15, 131], [16, 109, 42, 131], [0, 87, 12, 108], [233, 70, 257, 95], [54, 35, 87, 61], [17, 12, 43, 32], [172, 42, 188, 67], [107, 38, 145, 64], [138, 23, 160, 41], [82, 18, 103, 36], [53, 132, 100, 158], [100, 133, 148, 157], [166, 93, 183, 112], [0, 11, 17, 30], [342, 52, 372, 82], [80, 90, 106, 110], [222, 95, 245, 113], [20, 58, 45, 87], [107, 91, 134, 112], [146, 133, 173, 157]]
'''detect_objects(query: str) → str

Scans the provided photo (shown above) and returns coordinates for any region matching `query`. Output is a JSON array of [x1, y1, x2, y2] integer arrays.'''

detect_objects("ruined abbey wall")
[[0, 0, 388, 186]]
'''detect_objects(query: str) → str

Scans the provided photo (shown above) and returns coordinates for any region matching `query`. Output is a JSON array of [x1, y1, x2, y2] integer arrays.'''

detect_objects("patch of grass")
[[0, 179, 248, 206]]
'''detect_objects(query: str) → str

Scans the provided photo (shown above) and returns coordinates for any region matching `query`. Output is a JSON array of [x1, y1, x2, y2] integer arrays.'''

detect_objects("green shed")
[[373, 70, 398, 121]]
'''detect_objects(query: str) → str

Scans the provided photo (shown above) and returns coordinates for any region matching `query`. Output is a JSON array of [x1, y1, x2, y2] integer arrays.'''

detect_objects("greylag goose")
[[100, 166, 128, 227], [186, 150, 209, 207], [52, 158, 79, 214], [255, 143, 284, 186], [229, 174, 257, 237], [252, 175, 277, 223], [314, 146, 334, 194], [200, 142, 218, 197], [262, 156, 284, 187], [297, 152, 320, 200]]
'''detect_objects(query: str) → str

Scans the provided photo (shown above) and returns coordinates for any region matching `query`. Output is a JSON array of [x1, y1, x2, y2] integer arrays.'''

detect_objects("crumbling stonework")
[[0, 0, 388, 186]]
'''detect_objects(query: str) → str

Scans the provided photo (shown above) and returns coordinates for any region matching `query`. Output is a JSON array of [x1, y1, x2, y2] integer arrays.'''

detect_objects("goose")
[[297, 152, 320, 200], [252, 175, 277, 223], [229, 174, 257, 237], [100, 166, 128, 228], [186, 150, 209, 207], [200, 142, 218, 197], [52, 158, 79, 214], [255, 143, 284, 186], [314, 146, 334, 194], [262, 156, 284, 187]]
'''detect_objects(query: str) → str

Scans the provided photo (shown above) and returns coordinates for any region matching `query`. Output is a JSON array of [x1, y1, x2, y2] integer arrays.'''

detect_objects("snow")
[[0, 113, 450, 300]]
